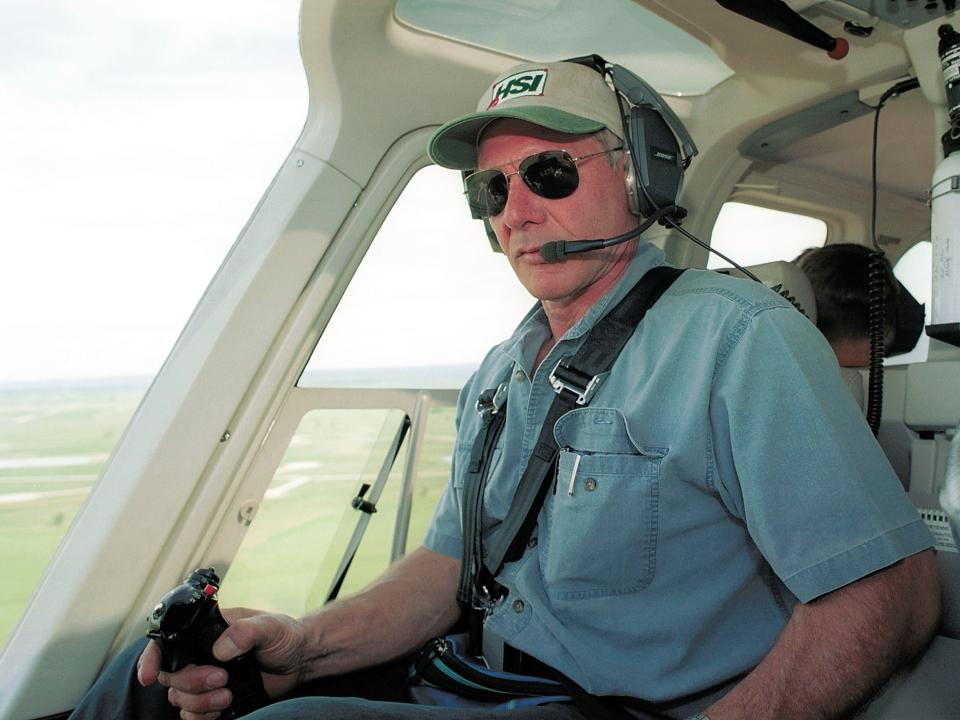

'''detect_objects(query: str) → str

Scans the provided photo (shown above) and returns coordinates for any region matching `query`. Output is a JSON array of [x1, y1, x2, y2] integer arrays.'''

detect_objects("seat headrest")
[[716, 260, 818, 325]]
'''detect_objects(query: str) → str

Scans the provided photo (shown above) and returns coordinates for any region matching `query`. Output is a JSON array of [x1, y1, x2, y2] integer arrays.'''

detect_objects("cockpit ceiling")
[[774, 90, 934, 201], [831, 0, 958, 30], [381, 0, 941, 203], [393, 0, 735, 96]]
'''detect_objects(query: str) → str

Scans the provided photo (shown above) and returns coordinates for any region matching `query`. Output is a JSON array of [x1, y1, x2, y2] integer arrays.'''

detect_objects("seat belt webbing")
[[456, 265, 685, 717], [457, 371, 511, 615], [481, 265, 685, 589]]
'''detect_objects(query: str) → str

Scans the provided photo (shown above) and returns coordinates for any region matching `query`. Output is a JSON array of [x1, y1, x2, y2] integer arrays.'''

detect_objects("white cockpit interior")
[[1, 1, 959, 718]]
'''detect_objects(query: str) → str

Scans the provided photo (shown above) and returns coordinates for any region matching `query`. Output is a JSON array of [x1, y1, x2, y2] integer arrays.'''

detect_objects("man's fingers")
[[212, 610, 264, 662], [212, 630, 244, 663], [220, 606, 260, 623], [137, 640, 162, 686], [167, 685, 232, 716], [159, 666, 229, 694]]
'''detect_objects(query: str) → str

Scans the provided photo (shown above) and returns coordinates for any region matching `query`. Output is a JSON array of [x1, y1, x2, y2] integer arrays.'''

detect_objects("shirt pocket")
[[541, 408, 664, 600]]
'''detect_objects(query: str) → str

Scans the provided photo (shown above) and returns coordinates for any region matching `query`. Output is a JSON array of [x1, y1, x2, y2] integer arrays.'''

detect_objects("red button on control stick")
[[203, 583, 218, 596]]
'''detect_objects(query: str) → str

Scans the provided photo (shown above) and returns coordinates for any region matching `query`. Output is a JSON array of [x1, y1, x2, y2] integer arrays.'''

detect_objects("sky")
[[0, 0, 526, 385], [0, 1, 934, 384], [0, 0, 306, 383]]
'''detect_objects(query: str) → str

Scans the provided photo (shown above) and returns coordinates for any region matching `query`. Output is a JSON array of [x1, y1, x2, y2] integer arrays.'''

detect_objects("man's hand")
[[137, 608, 306, 719], [134, 547, 461, 718]]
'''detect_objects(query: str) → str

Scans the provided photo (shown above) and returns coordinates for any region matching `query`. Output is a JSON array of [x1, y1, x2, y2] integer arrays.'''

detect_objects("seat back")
[[716, 260, 818, 325], [903, 364, 960, 638], [935, 544, 960, 639]]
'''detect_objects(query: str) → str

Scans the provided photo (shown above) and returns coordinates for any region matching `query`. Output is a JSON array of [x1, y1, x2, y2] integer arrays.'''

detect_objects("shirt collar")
[[499, 242, 666, 370], [561, 241, 666, 342]]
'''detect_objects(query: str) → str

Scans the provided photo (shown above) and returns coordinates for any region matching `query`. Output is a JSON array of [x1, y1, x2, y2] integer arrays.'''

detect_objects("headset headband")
[[564, 54, 698, 165]]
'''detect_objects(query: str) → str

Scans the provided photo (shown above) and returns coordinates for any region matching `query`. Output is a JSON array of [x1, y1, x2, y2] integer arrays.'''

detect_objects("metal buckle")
[[476, 381, 508, 417], [473, 583, 507, 614], [549, 358, 601, 405]]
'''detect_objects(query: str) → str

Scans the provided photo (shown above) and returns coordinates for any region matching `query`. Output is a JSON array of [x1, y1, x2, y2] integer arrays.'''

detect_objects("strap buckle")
[[476, 382, 508, 418], [472, 581, 507, 613], [549, 359, 602, 406]]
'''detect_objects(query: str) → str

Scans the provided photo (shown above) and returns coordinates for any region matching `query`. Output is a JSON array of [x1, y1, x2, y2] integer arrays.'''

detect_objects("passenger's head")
[[794, 243, 897, 366], [427, 60, 638, 304]]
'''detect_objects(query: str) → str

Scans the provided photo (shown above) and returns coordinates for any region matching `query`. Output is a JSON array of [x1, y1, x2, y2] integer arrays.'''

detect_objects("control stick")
[[146, 568, 268, 719]]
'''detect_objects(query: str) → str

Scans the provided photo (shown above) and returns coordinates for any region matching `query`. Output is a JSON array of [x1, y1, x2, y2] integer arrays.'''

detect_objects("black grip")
[[220, 653, 270, 719], [200, 606, 269, 719], [147, 568, 269, 718]]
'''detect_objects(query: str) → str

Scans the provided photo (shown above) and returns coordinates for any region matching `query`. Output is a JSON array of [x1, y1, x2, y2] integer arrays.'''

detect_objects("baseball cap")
[[427, 60, 624, 170]]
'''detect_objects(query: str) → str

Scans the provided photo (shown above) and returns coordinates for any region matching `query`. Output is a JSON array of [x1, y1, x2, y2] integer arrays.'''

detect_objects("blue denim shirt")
[[423, 242, 933, 701]]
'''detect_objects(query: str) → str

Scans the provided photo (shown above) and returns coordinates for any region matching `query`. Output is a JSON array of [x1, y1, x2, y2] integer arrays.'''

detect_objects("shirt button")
[[527, 536, 538, 549], [512, 599, 525, 613], [514, 369, 526, 382], [585, 478, 597, 492]]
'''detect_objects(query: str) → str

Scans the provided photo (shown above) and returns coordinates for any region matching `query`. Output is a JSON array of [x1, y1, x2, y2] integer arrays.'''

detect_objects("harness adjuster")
[[549, 358, 601, 405], [476, 382, 508, 418], [472, 581, 507, 614]]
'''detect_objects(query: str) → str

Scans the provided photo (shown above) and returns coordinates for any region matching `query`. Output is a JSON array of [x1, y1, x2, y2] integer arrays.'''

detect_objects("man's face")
[[476, 119, 639, 306]]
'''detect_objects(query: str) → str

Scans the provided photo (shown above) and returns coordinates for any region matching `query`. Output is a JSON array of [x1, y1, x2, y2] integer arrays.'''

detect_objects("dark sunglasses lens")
[[465, 170, 507, 218], [520, 151, 579, 199], [484, 172, 508, 217], [464, 151, 579, 218]]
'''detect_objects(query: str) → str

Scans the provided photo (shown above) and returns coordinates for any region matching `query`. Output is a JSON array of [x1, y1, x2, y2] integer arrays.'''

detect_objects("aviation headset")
[[469, 53, 699, 252]]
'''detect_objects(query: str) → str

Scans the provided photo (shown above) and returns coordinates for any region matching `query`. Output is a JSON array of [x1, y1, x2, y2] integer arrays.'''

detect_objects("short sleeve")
[[423, 478, 464, 559], [421, 376, 474, 559], [709, 306, 933, 602]]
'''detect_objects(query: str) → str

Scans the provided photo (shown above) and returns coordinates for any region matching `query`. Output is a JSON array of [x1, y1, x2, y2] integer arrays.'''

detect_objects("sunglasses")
[[463, 146, 623, 219]]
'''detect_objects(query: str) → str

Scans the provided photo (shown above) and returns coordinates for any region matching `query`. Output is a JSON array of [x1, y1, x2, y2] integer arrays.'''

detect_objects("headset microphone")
[[539, 205, 677, 263]]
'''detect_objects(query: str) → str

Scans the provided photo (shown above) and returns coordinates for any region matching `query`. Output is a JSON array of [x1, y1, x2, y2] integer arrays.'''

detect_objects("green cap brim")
[[427, 106, 605, 170]]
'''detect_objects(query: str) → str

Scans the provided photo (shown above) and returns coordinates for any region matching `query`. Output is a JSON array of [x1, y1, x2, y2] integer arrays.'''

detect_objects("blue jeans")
[[68, 638, 588, 720]]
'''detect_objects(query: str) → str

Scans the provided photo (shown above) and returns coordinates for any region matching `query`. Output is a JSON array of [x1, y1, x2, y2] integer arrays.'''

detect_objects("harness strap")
[[451, 265, 685, 715], [457, 372, 511, 614], [482, 265, 685, 584]]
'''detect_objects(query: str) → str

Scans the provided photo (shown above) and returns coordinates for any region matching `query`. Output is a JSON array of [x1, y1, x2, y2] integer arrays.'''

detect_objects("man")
[[70, 59, 939, 720], [793, 244, 899, 367]]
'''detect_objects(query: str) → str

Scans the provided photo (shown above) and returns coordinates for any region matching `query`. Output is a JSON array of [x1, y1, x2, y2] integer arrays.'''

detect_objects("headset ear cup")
[[623, 151, 640, 216], [628, 106, 682, 217], [463, 169, 504, 253], [482, 217, 503, 253]]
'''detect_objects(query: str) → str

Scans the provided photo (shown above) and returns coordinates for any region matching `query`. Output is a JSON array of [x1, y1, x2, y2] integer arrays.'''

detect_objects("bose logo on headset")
[[598, 56, 698, 218], [548, 55, 697, 222]]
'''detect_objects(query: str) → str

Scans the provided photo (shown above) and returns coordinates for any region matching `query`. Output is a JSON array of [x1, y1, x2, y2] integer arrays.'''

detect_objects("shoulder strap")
[[480, 265, 685, 591], [457, 369, 512, 614]]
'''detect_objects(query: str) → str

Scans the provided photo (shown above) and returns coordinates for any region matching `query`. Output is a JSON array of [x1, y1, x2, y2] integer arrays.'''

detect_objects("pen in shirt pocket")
[[567, 453, 581, 496], [561, 449, 592, 496]]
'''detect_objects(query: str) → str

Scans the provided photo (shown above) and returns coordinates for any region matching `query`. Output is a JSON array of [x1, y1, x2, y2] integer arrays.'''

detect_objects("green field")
[[218, 406, 455, 614], [0, 379, 456, 648], [0, 379, 149, 646]]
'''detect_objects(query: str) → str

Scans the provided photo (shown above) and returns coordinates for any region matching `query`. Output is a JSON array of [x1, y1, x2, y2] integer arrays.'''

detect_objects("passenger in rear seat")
[[794, 244, 898, 367]]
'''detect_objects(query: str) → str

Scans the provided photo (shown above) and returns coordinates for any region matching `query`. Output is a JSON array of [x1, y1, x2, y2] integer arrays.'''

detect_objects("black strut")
[[715, 0, 848, 59]]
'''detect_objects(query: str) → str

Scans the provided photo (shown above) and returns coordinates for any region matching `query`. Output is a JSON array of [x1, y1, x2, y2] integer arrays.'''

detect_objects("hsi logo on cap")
[[487, 69, 548, 109]]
